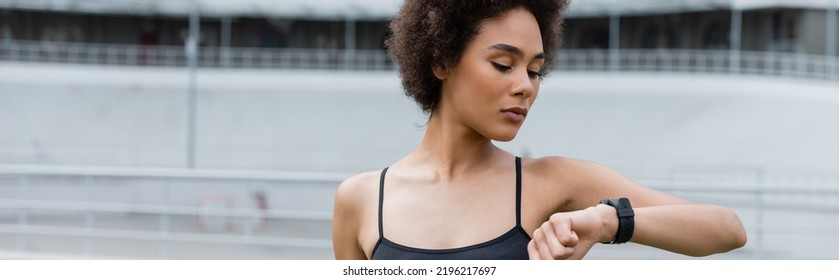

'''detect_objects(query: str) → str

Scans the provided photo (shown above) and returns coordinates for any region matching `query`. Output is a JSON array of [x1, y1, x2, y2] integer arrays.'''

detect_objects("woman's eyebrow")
[[487, 43, 545, 60]]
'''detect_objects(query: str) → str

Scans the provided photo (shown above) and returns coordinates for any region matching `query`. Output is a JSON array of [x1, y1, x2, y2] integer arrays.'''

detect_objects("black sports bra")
[[370, 157, 531, 260]]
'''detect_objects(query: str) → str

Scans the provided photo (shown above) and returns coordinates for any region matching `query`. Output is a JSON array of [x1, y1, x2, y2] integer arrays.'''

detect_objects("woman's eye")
[[491, 62, 512, 72], [528, 70, 544, 79]]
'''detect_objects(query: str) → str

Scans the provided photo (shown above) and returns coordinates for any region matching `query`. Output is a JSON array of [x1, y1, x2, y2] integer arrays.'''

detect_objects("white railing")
[[1, 40, 837, 81], [0, 165, 350, 259], [0, 40, 396, 71], [555, 49, 839, 81], [0, 164, 838, 259]]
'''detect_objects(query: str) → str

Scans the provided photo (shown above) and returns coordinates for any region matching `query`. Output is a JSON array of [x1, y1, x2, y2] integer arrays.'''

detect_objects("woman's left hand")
[[527, 205, 614, 260]]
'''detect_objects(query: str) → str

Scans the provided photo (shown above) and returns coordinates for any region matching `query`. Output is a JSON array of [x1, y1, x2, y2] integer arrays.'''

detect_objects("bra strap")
[[378, 167, 389, 240], [515, 157, 522, 227]]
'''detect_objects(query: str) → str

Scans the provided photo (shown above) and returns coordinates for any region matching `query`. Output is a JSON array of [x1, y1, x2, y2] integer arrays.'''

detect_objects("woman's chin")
[[490, 131, 519, 142]]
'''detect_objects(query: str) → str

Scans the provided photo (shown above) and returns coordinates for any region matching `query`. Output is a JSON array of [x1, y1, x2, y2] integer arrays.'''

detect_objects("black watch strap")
[[599, 197, 635, 244]]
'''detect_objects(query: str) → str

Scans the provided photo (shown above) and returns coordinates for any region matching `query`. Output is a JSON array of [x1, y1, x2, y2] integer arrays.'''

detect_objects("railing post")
[[244, 180, 256, 259], [730, 9, 742, 74], [92, 44, 100, 64], [784, 52, 793, 77], [84, 175, 94, 257], [764, 50, 775, 76], [16, 174, 28, 255], [796, 52, 807, 78], [11, 41, 20, 61], [186, 0, 200, 169], [756, 169, 765, 259], [27, 41, 36, 62], [280, 49, 289, 69], [108, 46, 117, 65], [158, 179, 170, 259], [827, 1, 836, 78], [129, 45, 138, 66], [70, 44, 79, 64], [345, 17, 356, 71], [609, 14, 621, 71], [221, 16, 232, 68]]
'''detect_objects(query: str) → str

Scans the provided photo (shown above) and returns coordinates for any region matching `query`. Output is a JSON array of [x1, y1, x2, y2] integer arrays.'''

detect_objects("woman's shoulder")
[[339, 169, 383, 189], [523, 155, 623, 191], [525, 155, 609, 176], [522, 155, 630, 211], [334, 169, 384, 210]]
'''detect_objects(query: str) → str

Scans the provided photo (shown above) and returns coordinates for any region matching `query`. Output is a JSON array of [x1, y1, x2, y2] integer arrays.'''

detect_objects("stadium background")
[[1, 0, 838, 259]]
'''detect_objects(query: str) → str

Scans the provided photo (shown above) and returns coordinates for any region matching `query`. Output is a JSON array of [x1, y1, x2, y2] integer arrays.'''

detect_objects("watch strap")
[[600, 197, 635, 244]]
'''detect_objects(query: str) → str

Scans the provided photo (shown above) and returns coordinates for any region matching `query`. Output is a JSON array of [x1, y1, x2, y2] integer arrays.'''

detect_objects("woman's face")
[[437, 7, 544, 142]]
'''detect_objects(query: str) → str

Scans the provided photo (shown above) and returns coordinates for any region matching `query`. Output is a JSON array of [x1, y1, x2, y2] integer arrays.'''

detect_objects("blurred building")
[[1, 0, 837, 60]]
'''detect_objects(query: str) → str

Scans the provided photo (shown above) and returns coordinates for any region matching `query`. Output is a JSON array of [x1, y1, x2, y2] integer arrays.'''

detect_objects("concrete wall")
[[2, 62, 839, 174]]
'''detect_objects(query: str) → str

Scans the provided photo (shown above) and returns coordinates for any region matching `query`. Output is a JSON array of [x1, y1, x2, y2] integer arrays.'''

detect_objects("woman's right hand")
[[527, 205, 617, 260]]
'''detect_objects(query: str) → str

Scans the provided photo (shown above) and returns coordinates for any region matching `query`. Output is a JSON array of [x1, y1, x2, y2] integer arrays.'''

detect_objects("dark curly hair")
[[385, 0, 570, 113]]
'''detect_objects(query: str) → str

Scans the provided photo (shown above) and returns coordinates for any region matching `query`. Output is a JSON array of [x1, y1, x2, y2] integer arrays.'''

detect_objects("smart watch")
[[599, 197, 635, 244]]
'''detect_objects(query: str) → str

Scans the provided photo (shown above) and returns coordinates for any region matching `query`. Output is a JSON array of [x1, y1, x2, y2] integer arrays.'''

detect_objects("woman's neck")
[[408, 109, 504, 181]]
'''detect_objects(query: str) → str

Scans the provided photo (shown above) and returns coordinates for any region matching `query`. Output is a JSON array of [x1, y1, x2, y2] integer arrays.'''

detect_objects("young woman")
[[332, 0, 747, 260]]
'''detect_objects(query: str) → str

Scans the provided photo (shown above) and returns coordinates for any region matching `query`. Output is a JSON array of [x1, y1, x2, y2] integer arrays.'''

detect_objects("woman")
[[332, 0, 747, 260]]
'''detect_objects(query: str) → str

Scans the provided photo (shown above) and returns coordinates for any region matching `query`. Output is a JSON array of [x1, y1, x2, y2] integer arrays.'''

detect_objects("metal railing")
[[556, 49, 839, 81], [1, 40, 837, 81], [0, 165, 351, 259], [0, 40, 396, 71], [1, 164, 838, 259]]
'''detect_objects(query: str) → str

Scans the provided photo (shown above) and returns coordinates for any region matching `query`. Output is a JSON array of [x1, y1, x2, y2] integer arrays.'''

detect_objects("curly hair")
[[385, 0, 570, 113]]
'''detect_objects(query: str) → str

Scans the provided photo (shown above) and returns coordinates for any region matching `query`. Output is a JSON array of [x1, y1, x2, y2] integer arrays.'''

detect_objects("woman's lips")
[[501, 107, 527, 122]]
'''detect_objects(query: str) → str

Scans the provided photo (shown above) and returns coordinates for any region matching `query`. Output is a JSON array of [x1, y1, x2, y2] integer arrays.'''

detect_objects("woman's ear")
[[432, 63, 449, 80]]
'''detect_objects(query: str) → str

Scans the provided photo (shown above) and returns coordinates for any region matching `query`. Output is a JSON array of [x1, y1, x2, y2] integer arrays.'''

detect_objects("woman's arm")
[[527, 158, 747, 259], [332, 175, 371, 260], [630, 203, 746, 256]]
